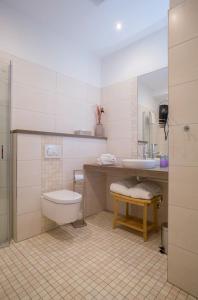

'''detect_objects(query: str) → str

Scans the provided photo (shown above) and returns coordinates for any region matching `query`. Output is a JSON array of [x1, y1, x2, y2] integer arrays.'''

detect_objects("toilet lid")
[[42, 189, 82, 204]]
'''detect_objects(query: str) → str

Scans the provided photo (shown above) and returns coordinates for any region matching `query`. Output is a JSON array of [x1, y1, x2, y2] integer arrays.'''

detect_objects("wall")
[[14, 133, 106, 242], [168, 0, 198, 297], [101, 28, 168, 87], [0, 2, 101, 86], [0, 51, 107, 242], [0, 39, 106, 242], [101, 78, 138, 159], [101, 29, 168, 158], [10, 56, 100, 135]]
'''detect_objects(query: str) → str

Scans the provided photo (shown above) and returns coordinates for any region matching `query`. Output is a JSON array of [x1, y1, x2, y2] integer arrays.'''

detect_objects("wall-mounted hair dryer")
[[159, 104, 169, 140]]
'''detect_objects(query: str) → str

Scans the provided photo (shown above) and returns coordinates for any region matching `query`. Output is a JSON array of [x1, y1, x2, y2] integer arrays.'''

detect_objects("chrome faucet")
[[149, 144, 159, 159]]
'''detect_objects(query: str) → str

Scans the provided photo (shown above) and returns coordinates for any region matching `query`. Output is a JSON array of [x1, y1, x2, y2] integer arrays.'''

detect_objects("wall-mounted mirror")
[[138, 67, 168, 158]]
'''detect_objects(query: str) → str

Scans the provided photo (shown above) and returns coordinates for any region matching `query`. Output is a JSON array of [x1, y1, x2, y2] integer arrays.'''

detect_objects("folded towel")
[[97, 153, 117, 165], [110, 183, 129, 196], [110, 177, 137, 196], [128, 181, 161, 199]]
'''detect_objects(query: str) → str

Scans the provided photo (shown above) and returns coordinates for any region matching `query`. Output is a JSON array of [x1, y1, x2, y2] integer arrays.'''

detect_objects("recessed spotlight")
[[115, 22, 123, 31]]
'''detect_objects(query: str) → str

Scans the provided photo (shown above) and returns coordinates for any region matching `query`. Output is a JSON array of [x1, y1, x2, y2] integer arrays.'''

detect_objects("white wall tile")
[[0, 81, 9, 106], [168, 245, 198, 297], [107, 139, 133, 158], [106, 119, 133, 140], [169, 124, 198, 166], [102, 79, 137, 157], [17, 134, 41, 161], [12, 83, 56, 114], [0, 105, 9, 133], [17, 186, 41, 215], [12, 59, 57, 92], [57, 73, 87, 100], [104, 79, 137, 100], [169, 166, 198, 210], [169, 80, 198, 125], [0, 62, 10, 83], [169, 37, 198, 86], [169, 205, 198, 254], [54, 93, 75, 116], [55, 115, 76, 134], [63, 138, 106, 159], [169, 0, 198, 47], [17, 160, 41, 187], [169, 0, 198, 296], [103, 98, 134, 122], [17, 211, 42, 241], [63, 158, 85, 182], [12, 109, 55, 132]]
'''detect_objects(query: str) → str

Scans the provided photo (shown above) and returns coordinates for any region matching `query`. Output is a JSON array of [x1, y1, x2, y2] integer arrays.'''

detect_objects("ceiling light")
[[116, 22, 123, 31]]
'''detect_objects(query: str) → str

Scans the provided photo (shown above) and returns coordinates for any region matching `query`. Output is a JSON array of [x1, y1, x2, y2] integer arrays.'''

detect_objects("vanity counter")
[[84, 164, 168, 181], [83, 163, 168, 221]]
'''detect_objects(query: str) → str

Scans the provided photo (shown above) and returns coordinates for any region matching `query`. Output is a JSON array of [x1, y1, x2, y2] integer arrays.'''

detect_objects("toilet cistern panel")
[[45, 144, 62, 158]]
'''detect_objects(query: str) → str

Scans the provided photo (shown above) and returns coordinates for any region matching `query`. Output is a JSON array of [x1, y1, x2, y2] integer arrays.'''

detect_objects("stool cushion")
[[128, 181, 161, 199]]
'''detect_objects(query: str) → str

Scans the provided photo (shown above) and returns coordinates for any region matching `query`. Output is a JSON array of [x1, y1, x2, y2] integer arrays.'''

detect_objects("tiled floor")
[[0, 212, 196, 300]]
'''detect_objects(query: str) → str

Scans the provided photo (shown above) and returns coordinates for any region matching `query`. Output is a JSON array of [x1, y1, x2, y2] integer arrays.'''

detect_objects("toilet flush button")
[[45, 144, 62, 158]]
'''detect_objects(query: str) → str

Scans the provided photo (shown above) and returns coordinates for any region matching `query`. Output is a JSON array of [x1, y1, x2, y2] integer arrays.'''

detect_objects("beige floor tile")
[[0, 211, 196, 300]]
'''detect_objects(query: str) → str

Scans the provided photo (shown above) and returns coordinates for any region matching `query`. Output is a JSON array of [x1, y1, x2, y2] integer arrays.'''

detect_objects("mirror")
[[138, 67, 168, 158]]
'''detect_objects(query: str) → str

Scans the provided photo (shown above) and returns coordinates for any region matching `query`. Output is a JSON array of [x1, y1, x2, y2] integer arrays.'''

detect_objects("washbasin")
[[121, 159, 157, 169]]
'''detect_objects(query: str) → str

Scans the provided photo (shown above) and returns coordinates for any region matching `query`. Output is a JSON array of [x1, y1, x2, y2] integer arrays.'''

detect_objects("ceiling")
[[1, 0, 169, 57]]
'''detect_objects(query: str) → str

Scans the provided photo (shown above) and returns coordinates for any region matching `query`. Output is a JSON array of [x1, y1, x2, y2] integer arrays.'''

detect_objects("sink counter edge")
[[83, 164, 168, 181]]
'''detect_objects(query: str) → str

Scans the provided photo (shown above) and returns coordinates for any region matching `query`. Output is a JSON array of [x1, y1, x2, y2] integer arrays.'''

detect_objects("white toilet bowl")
[[41, 189, 82, 225]]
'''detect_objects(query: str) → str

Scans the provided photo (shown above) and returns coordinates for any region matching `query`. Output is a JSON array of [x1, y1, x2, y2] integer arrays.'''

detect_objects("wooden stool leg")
[[113, 199, 119, 229], [126, 203, 129, 217], [153, 200, 158, 232], [143, 204, 148, 241]]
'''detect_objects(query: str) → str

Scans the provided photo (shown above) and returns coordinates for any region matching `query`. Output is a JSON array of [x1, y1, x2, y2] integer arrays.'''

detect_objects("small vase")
[[95, 123, 104, 137]]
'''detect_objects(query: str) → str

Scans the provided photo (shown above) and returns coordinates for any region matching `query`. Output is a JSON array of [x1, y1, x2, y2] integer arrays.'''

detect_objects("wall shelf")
[[11, 129, 107, 140]]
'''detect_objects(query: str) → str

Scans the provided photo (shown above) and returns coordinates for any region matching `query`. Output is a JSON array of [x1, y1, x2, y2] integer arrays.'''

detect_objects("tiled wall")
[[101, 78, 138, 158], [11, 57, 100, 134], [0, 50, 108, 242], [14, 133, 107, 242], [168, 0, 198, 297]]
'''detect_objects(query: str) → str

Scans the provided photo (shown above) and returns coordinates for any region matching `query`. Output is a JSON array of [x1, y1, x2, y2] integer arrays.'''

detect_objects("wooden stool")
[[111, 192, 160, 241]]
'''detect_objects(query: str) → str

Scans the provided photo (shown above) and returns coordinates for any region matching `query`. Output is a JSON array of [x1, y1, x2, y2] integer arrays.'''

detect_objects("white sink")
[[122, 159, 157, 169]]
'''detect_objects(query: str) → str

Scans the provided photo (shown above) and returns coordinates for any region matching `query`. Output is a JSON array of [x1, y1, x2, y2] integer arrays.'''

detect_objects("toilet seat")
[[42, 189, 82, 204]]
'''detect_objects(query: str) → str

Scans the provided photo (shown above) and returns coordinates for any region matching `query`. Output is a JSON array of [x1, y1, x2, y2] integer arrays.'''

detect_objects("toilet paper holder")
[[72, 169, 86, 228], [73, 169, 84, 184]]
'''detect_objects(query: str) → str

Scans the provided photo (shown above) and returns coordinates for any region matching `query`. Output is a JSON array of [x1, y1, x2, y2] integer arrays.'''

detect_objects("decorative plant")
[[96, 105, 104, 125]]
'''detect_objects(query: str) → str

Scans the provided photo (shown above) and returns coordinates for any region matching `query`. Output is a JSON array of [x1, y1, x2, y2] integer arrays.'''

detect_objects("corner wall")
[[168, 0, 198, 297]]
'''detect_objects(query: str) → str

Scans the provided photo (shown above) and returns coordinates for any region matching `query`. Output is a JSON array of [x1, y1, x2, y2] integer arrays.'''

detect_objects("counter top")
[[84, 164, 168, 181]]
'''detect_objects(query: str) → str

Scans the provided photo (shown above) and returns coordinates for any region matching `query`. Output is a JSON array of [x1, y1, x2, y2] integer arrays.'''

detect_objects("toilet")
[[41, 189, 82, 225]]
